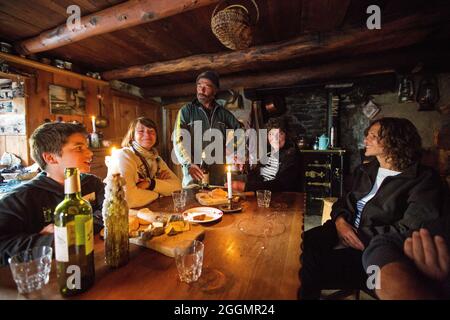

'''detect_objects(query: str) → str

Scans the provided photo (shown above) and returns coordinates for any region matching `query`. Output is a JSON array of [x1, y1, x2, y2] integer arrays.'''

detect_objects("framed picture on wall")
[[49, 85, 86, 115]]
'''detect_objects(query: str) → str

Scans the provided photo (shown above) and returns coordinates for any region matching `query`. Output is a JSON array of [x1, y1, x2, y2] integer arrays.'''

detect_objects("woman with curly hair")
[[299, 117, 448, 299], [228, 115, 301, 192]]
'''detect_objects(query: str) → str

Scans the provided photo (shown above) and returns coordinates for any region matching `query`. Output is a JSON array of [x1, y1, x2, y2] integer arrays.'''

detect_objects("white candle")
[[227, 165, 232, 199], [91, 116, 96, 133], [105, 147, 119, 174]]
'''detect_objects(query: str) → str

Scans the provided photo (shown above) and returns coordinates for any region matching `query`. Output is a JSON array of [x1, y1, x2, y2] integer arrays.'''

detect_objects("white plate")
[[183, 207, 223, 224]]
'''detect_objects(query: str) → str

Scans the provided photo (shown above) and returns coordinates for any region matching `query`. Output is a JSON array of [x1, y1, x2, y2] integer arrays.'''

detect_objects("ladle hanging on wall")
[[95, 86, 109, 128]]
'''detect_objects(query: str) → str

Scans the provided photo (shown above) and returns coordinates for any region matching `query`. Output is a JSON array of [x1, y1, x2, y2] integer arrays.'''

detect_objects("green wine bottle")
[[54, 168, 95, 296], [200, 151, 210, 189]]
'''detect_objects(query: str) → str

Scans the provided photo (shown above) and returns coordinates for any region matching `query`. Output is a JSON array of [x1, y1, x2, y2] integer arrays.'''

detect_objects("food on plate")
[[209, 188, 228, 199], [129, 209, 138, 217], [129, 216, 140, 233], [192, 214, 214, 221], [137, 221, 167, 240], [136, 209, 168, 225], [129, 230, 139, 238], [137, 208, 154, 224], [165, 225, 178, 236], [164, 220, 190, 236], [153, 221, 164, 228], [168, 214, 184, 223], [193, 214, 206, 220], [151, 225, 165, 237], [138, 224, 148, 232]]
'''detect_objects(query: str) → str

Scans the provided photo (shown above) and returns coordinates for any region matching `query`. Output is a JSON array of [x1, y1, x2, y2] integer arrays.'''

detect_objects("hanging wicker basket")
[[211, 0, 259, 50]]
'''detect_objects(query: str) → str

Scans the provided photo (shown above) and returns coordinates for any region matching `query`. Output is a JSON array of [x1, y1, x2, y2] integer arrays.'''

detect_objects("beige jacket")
[[114, 147, 181, 208]]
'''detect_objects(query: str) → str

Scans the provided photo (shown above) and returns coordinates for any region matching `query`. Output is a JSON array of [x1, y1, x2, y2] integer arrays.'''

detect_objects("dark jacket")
[[0, 172, 104, 266], [331, 159, 447, 245], [245, 142, 301, 192], [173, 98, 243, 186], [173, 99, 243, 165]]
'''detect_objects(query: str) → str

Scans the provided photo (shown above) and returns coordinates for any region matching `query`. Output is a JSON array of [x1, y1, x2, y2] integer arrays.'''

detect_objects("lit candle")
[[91, 116, 96, 133], [105, 147, 119, 174], [227, 165, 232, 199]]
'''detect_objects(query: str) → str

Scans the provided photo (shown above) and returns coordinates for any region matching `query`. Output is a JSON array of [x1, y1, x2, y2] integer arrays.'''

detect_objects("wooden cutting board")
[[129, 225, 205, 258]]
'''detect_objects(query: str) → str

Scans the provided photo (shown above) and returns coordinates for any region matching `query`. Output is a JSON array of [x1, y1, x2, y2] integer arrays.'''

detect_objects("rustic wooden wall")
[[2, 68, 161, 166]]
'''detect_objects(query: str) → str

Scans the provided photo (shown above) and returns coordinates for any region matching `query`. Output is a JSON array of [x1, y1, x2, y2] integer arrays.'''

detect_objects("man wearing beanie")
[[173, 70, 243, 187]]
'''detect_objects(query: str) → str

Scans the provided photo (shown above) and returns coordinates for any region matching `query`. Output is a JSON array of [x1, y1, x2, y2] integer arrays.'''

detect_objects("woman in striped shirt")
[[228, 116, 301, 192]]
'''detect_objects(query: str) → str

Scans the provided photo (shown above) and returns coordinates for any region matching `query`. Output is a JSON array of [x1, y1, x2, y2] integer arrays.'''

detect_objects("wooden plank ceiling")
[[1, 0, 449, 94]]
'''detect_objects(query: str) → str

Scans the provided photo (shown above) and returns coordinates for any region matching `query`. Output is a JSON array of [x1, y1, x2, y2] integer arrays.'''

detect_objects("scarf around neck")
[[131, 141, 160, 179]]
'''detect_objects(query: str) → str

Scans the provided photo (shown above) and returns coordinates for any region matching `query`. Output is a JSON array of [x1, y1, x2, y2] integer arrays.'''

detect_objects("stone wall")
[[285, 90, 328, 144], [280, 74, 449, 186], [339, 73, 449, 184]]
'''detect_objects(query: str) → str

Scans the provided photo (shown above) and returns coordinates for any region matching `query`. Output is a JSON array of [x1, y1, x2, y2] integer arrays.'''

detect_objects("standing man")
[[173, 70, 243, 187]]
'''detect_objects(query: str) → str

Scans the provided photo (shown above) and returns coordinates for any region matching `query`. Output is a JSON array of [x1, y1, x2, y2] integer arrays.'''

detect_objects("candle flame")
[[227, 165, 231, 172], [111, 147, 116, 155], [91, 115, 96, 120]]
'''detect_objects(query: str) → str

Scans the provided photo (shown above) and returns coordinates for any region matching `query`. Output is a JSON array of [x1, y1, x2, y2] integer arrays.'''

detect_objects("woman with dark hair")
[[112, 117, 181, 208], [229, 115, 301, 192], [299, 117, 447, 299]]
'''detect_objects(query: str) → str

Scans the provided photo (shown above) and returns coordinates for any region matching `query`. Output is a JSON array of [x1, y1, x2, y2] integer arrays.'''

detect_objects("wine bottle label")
[[54, 226, 69, 262], [74, 216, 93, 255], [85, 218, 94, 255]]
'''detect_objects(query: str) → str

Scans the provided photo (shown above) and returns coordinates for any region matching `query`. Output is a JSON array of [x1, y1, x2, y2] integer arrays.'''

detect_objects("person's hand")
[[188, 164, 203, 181], [225, 180, 245, 192], [39, 224, 54, 235], [136, 180, 150, 190], [404, 228, 450, 282], [157, 170, 171, 180], [335, 216, 365, 251]]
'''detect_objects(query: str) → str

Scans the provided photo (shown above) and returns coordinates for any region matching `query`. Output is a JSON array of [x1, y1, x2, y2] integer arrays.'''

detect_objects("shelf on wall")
[[0, 52, 109, 86], [0, 71, 30, 80]]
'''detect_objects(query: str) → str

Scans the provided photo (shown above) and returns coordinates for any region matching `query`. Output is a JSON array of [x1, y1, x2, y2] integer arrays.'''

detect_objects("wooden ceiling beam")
[[15, 0, 219, 55], [141, 50, 442, 97], [103, 8, 450, 81]]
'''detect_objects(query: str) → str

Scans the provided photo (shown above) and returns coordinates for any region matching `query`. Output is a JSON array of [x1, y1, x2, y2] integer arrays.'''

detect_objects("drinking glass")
[[172, 190, 187, 212], [174, 240, 204, 283], [256, 190, 271, 208], [8, 246, 53, 294]]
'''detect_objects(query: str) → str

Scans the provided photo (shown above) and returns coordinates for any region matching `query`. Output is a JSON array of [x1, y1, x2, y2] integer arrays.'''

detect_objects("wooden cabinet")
[[299, 149, 345, 215]]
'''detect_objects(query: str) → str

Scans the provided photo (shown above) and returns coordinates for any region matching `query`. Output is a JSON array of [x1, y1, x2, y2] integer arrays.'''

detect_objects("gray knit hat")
[[196, 70, 220, 89]]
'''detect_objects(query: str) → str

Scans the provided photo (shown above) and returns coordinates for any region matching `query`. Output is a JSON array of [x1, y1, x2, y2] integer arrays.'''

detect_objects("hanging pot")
[[95, 115, 109, 128], [95, 89, 109, 128]]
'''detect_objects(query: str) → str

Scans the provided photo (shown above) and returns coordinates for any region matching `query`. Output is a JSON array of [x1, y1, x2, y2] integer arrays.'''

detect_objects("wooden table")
[[0, 192, 304, 300]]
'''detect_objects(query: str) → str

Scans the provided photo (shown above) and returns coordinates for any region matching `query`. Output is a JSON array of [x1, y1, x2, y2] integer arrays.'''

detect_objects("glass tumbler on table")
[[8, 246, 53, 294]]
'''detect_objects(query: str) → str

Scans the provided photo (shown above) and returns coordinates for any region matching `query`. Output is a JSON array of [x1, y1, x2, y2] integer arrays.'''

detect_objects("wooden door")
[[112, 96, 138, 143]]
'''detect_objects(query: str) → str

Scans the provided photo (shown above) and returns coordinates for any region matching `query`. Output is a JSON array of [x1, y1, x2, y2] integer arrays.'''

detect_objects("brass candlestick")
[[227, 197, 233, 210]]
